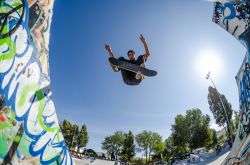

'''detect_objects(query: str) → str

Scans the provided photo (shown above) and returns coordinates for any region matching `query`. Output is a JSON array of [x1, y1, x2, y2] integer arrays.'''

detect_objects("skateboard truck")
[[135, 71, 144, 80]]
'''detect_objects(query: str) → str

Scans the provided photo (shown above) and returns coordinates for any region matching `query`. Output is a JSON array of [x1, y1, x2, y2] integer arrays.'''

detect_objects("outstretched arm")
[[105, 44, 119, 72], [140, 34, 150, 60], [104, 44, 114, 58]]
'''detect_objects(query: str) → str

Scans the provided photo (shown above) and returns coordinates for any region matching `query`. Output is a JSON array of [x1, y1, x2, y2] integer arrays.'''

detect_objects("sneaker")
[[135, 71, 144, 80]]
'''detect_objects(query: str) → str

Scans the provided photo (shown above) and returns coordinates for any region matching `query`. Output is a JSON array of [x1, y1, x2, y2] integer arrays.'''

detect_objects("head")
[[127, 50, 135, 60]]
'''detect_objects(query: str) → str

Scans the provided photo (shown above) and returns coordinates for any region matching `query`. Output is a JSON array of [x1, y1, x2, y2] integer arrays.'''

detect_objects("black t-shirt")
[[119, 55, 145, 66], [118, 55, 146, 85]]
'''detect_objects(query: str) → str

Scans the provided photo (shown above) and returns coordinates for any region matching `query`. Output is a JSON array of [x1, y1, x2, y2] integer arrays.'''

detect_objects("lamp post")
[[206, 72, 231, 138]]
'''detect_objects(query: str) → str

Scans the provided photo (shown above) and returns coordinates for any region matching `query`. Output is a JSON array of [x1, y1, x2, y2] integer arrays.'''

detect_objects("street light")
[[206, 72, 231, 138]]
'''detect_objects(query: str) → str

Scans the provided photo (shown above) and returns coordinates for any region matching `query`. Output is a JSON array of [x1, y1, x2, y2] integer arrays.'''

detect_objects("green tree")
[[171, 115, 189, 152], [234, 111, 240, 132], [151, 133, 165, 161], [163, 136, 175, 161], [131, 157, 146, 164], [171, 109, 212, 152], [204, 128, 218, 150], [71, 124, 79, 149], [211, 129, 218, 148], [102, 131, 125, 160], [136, 131, 151, 162], [76, 124, 88, 152], [186, 109, 211, 151], [136, 131, 164, 162], [218, 133, 226, 144], [207, 86, 233, 138], [85, 149, 98, 158], [121, 131, 136, 162], [60, 120, 89, 151], [60, 120, 74, 149], [102, 136, 113, 157]]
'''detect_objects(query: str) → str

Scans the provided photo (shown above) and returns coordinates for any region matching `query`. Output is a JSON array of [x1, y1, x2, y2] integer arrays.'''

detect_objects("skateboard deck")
[[109, 57, 157, 77]]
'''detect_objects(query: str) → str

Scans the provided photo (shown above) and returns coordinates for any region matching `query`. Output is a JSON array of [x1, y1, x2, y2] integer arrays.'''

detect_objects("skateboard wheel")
[[115, 67, 119, 71]]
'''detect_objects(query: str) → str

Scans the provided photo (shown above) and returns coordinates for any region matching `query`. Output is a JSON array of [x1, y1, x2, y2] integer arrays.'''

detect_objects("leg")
[[109, 57, 120, 72], [121, 70, 142, 85], [137, 55, 146, 67]]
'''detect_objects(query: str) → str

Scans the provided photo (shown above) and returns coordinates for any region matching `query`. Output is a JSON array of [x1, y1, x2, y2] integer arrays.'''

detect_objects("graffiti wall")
[[213, 0, 250, 164], [0, 0, 73, 164]]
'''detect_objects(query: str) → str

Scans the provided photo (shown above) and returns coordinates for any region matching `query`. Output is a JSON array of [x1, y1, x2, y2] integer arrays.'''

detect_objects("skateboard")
[[109, 57, 157, 77]]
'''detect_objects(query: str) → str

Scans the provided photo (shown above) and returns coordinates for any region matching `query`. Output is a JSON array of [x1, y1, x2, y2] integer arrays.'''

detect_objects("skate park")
[[1, 0, 250, 165]]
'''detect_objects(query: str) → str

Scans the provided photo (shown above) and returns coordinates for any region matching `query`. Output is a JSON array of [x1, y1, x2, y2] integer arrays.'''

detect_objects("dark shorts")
[[118, 56, 145, 85]]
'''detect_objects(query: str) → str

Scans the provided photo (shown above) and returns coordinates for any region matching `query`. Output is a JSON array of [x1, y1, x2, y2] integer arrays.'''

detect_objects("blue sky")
[[49, 0, 246, 152]]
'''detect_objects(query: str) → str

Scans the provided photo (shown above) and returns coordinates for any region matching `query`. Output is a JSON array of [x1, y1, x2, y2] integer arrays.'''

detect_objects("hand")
[[140, 34, 146, 44], [104, 44, 112, 52]]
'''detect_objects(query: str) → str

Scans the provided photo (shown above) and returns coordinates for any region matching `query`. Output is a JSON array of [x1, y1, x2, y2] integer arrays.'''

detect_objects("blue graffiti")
[[223, 3, 237, 20], [0, 0, 73, 164], [239, 62, 250, 139]]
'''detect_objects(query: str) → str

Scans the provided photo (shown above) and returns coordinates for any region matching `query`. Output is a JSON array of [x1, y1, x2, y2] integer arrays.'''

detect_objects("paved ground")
[[73, 158, 115, 165], [73, 158, 92, 165], [199, 151, 230, 165], [90, 159, 115, 165], [73, 151, 230, 165]]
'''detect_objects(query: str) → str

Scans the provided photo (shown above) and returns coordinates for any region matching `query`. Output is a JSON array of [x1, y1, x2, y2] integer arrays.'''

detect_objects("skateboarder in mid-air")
[[105, 34, 151, 85]]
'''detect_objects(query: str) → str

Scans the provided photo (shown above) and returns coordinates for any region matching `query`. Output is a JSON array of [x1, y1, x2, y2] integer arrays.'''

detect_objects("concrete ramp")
[[212, 1, 250, 164]]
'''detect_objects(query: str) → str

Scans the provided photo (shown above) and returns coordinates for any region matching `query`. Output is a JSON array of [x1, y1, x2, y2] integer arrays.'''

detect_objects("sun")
[[196, 49, 223, 79]]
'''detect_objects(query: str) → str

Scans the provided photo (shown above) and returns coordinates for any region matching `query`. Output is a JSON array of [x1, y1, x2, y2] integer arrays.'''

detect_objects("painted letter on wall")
[[213, 0, 250, 164], [0, 0, 74, 164]]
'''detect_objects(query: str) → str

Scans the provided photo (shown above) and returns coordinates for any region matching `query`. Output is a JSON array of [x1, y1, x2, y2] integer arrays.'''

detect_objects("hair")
[[127, 50, 135, 56]]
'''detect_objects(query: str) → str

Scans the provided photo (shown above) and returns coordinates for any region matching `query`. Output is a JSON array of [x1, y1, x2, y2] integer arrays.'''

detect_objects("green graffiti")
[[12, 1, 23, 14], [0, 133, 20, 143], [0, 1, 22, 22], [0, 1, 3, 8], [13, 135, 21, 142], [0, 110, 15, 130], [18, 133, 31, 156], [17, 84, 38, 108], [45, 152, 60, 162], [0, 27, 16, 62], [0, 138, 8, 158], [50, 161, 59, 165], [18, 84, 59, 133], [36, 89, 59, 133], [0, 3, 9, 13]]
